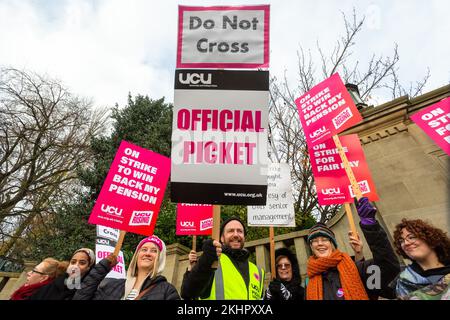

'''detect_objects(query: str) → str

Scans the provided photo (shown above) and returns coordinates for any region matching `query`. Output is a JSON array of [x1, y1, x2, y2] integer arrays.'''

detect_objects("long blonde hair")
[[150, 248, 160, 279]]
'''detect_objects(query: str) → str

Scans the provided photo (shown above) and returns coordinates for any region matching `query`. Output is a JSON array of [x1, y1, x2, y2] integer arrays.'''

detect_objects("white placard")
[[96, 225, 120, 242], [95, 243, 126, 279], [247, 163, 296, 227], [177, 5, 270, 68], [95, 226, 126, 279]]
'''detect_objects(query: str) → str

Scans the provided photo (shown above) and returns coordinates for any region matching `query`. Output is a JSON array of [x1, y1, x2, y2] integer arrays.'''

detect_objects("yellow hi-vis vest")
[[202, 253, 265, 300]]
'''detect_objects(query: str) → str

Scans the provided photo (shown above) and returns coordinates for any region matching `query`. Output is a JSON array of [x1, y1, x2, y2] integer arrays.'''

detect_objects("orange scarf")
[[306, 249, 369, 300]]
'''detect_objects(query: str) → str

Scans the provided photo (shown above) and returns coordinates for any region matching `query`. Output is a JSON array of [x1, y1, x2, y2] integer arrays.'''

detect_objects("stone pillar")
[[162, 243, 190, 286], [293, 237, 309, 282], [255, 244, 271, 284]]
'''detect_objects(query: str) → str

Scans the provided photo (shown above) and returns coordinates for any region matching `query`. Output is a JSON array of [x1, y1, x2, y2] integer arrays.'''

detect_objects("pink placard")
[[88, 141, 170, 236], [295, 73, 363, 147], [410, 97, 450, 156], [177, 5, 270, 69], [176, 204, 213, 236], [309, 134, 378, 205]]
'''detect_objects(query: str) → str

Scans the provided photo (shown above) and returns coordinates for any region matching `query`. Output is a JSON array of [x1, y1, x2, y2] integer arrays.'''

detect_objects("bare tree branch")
[[0, 67, 109, 254]]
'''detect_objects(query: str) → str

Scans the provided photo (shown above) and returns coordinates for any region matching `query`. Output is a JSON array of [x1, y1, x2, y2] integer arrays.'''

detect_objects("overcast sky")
[[1, 0, 449, 108]]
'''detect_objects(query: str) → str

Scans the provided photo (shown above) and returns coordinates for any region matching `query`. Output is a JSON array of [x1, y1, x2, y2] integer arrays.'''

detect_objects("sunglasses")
[[276, 263, 291, 269]]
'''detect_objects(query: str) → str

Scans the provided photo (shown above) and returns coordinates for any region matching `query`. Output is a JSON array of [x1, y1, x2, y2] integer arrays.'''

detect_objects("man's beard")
[[226, 238, 244, 249]]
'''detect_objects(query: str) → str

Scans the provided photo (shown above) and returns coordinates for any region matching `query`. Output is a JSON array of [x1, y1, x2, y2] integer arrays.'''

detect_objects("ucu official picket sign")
[[201, 254, 264, 300], [171, 69, 269, 205]]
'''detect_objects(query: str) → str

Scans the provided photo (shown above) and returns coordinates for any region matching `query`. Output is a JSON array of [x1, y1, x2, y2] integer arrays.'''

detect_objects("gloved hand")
[[202, 239, 220, 261], [188, 250, 198, 271], [279, 283, 292, 300], [268, 280, 292, 300], [105, 254, 118, 267], [268, 279, 282, 298], [356, 197, 377, 225]]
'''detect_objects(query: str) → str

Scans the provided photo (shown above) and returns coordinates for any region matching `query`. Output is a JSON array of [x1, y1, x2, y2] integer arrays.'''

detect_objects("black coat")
[[307, 222, 400, 300], [181, 240, 251, 300], [72, 258, 180, 300], [28, 273, 78, 300], [264, 248, 305, 301]]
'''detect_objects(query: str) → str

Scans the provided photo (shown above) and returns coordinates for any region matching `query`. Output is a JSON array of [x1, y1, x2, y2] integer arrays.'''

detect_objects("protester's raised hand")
[[356, 197, 377, 225], [348, 231, 364, 261], [188, 250, 198, 271], [212, 240, 222, 258], [268, 279, 282, 297], [202, 239, 220, 260], [188, 250, 198, 264], [105, 254, 118, 267]]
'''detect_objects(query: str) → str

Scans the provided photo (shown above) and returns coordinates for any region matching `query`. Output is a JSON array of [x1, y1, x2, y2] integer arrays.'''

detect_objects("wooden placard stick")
[[211, 205, 221, 269], [269, 226, 275, 280], [332, 135, 362, 237], [192, 235, 197, 252], [344, 203, 358, 239], [113, 230, 126, 256]]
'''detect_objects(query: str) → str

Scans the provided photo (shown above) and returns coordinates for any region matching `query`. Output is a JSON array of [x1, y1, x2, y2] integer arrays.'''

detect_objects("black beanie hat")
[[220, 216, 246, 238]]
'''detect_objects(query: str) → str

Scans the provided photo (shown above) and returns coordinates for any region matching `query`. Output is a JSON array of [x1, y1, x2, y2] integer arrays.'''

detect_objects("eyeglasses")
[[31, 269, 47, 275], [277, 263, 291, 270], [398, 234, 418, 246], [310, 238, 331, 245]]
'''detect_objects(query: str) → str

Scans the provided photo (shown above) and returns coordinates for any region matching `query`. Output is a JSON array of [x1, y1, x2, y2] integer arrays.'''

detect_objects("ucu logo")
[[321, 188, 341, 195], [309, 126, 326, 138], [179, 73, 212, 85], [101, 204, 123, 217], [180, 221, 195, 227]]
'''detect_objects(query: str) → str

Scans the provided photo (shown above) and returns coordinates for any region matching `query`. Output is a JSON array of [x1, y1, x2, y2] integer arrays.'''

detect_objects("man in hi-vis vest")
[[181, 217, 265, 300]]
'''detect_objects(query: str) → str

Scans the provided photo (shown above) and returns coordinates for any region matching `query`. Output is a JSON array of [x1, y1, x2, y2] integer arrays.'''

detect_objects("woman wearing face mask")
[[305, 197, 400, 300], [10, 258, 68, 300], [73, 235, 180, 300], [391, 219, 450, 300], [264, 248, 305, 301], [28, 248, 96, 300]]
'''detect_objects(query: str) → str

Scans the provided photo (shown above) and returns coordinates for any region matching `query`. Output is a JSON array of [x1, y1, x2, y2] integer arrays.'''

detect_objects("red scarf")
[[10, 278, 53, 300], [306, 249, 369, 300]]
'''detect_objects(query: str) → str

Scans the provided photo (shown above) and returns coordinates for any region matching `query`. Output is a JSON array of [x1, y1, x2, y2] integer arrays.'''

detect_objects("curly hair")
[[393, 218, 450, 264]]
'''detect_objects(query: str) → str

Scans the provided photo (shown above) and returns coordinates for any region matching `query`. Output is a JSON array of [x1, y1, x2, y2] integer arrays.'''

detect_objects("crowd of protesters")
[[9, 197, 449, 300]]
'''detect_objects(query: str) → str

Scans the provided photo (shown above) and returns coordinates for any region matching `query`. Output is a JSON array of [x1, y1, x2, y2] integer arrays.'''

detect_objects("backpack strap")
[[135, 283, 157, 300]]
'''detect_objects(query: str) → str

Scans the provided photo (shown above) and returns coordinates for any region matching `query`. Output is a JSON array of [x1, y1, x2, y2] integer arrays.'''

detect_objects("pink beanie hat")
[[136, 235, 164, 252]]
